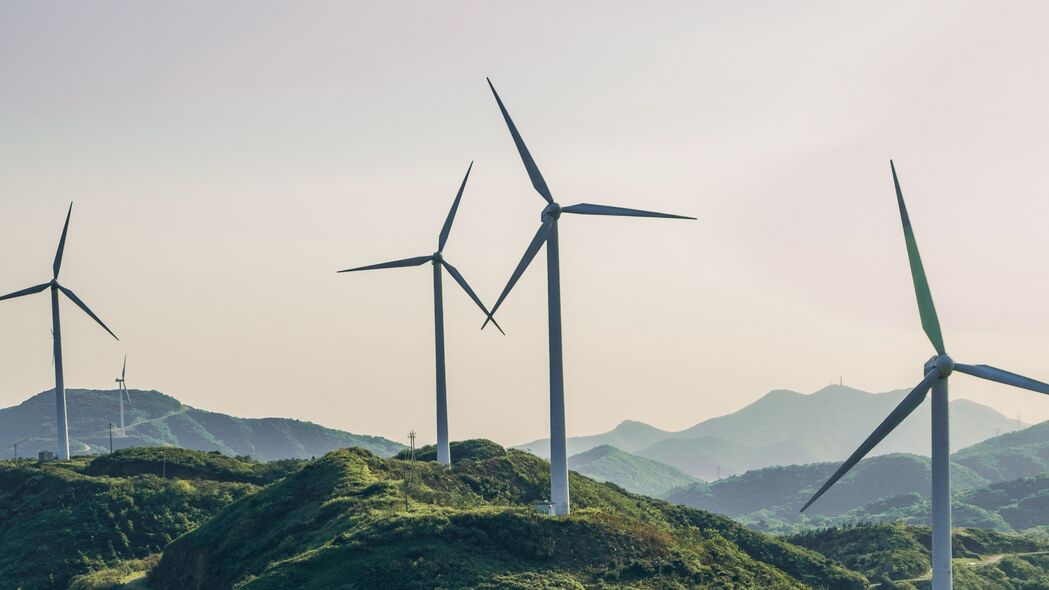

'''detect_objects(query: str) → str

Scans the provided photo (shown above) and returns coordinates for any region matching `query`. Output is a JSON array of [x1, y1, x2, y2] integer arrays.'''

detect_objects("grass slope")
[[151, 441, 865, 590], [0, 448, 277, 590]]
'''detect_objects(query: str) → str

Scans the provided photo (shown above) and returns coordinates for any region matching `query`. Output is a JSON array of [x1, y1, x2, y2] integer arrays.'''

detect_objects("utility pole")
[[404, 431, 417, 512], [109, 422, 114, 453], [13, 442, 17, 461]]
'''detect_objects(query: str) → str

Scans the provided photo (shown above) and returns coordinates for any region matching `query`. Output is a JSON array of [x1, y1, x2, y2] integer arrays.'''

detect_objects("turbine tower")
[[482, 78, 694, 516], [339, 162, 502, 466], [0, 203, 119, 460], [801, 161, 1049, 590], [115, 355, 132, 437]]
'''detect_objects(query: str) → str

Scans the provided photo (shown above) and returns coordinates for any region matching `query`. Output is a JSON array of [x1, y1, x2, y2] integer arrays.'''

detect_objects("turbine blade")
[[0, 282, 50, 302], [124, 384, 133, 408], [337, 255, 432, 273], [58, 285, 118, 340], [892, 161, 945, 355], [800, 369, 939, 512], [486, 78, 553, 203], [53, 203, 73, 279], [438, 162, 473, 253], [482, 219, 553, 329], [122, 355, 126, 380], [562, 203, 696, 220], [441, 260, 505, 335], [955, 363, 1049, 396]]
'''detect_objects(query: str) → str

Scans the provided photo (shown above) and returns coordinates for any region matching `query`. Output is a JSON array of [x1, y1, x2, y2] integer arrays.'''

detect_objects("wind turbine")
[[115, 355, 132, 437], [800, 161, 1049, 590], [0, 203, 119, 460], [339, 162, 502, 466], [482, 78, 694, 516]]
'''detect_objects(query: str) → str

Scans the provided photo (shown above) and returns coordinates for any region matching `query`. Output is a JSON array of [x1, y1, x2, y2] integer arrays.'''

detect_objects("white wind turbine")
[[801, 161, 1049, 590], [0, 203, 118, 460]]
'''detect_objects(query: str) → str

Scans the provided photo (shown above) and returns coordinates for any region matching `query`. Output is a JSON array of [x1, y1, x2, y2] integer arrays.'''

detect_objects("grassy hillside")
[[566, 445, 698, 497], [0, 448, 279, 590], [151, 440, 866, 590], [787, 522, 1049, 589], [0, 388, 404, 461]]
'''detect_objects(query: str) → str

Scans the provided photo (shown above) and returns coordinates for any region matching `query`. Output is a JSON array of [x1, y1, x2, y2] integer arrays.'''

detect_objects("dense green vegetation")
[[151, 440, 865, 589], [0, 388, 404, 461], [0, 448, 293, 589], [566, 444, 698, 497], [787, 522, 1049, 589]]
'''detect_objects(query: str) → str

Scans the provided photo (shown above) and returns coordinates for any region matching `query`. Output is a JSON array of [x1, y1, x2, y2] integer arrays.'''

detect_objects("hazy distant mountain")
[[566, 444, 698, 497], [519, 385, 1022, 479], [0, 389, 404, 461], [636, 436, 758, 481], [664, 420, 1049, 534], [664, 453, 991, 533], [517, 419, 671, 457]]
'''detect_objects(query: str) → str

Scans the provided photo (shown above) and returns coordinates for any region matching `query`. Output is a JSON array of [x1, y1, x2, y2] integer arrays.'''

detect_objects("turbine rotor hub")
[[542, 202, 562, 221], [928, 354, 955, 377], [432, 252, 443, 263]]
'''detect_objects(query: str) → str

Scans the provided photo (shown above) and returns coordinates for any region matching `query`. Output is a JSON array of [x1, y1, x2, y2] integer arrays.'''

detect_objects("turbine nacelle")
[[432, 252, 444, 264], [542, 202, 562, 221]]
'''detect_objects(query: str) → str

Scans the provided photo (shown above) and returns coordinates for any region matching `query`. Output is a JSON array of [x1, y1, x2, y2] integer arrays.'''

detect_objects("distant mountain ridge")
[[663, 419, 1049, 534], [519, 384, 1023, 479], [566, 444, 698, 497], [0, 388, 404, 461]]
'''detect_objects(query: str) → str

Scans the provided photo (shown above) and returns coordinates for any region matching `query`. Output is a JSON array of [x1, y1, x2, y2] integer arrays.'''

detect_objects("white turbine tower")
[[0, 203, 119, 460], [481, 79, 694, 516], [115, 355, 132, 437], [801, 161, 1049, 590]]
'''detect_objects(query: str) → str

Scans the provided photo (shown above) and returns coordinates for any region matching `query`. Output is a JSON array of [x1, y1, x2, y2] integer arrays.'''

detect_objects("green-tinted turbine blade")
[[891, 160, 945, 355]]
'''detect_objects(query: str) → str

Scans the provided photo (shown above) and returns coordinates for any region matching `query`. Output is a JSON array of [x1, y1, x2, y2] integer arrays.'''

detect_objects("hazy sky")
[[3, 2, 1049, 448]]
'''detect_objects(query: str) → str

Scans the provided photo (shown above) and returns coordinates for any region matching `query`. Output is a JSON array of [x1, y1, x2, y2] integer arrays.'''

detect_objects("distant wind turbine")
[[482, 78, 695, 516], [115, 355, 132, 437], [339, 162, 502, 466], [0, 203, 119, 460], [800, 161, 1049, 590]]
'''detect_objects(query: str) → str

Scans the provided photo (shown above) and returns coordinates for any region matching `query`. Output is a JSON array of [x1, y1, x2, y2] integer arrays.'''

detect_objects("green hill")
[[566, 445, 698, 497], [953, 420, 1049, 482], [0, 388, 404, 461], [150, 440, 866, 590], [0, 448, 284, 590], [787, 522, 1049, 589]]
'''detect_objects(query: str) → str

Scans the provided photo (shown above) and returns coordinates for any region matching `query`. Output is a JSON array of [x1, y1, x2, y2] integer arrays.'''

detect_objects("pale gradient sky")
[[2, 2, 1049, 448]]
